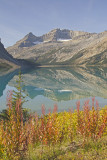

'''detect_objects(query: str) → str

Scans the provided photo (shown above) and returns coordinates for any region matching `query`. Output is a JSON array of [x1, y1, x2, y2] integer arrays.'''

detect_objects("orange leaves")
[[77, 99, 107, 140], [0, 95, 107, 159], [0, 92, 28, 159]]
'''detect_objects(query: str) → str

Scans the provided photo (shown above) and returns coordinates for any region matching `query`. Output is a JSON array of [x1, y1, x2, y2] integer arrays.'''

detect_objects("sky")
[[0, 0, 107, 47]]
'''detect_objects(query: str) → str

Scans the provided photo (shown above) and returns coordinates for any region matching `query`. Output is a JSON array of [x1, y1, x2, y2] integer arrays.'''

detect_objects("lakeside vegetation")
[[0, 74, 107, 160]]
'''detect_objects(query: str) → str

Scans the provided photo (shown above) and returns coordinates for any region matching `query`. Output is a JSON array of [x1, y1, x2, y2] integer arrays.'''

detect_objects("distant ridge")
[[7, 29, 107, 66]]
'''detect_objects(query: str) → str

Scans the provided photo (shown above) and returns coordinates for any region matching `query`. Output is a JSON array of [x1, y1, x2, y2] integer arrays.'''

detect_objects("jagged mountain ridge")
[[7, 29, 107, 66], [9, 29, 92, 48]]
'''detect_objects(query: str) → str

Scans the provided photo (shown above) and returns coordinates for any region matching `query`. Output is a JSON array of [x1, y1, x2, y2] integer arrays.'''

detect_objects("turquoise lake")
[[0, 67, 107, 114]]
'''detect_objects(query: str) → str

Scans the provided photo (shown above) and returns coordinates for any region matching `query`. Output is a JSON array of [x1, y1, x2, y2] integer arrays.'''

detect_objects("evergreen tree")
[[12, 71, 26, 109], [0, 71, 29, 122]]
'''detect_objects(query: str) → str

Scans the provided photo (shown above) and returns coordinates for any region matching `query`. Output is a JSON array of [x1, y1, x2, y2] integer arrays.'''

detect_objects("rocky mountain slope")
[[0, 41, 20, 69], [0, 41, 36, 70], [7, 29, 107, 66]]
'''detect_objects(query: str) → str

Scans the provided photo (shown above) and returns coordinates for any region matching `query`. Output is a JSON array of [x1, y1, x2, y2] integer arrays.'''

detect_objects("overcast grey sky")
[[0, 0, 107, 47]]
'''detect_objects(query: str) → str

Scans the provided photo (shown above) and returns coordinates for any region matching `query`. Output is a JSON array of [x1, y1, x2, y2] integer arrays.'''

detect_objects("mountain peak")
[[50, 28, 60, 32], [16, 32, 39, 47], [28, 32, 34, 35], [25, 32, 36, 39]]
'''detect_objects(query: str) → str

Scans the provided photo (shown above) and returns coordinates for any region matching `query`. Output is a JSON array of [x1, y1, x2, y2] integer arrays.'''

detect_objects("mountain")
[[0, 40, 37, 70], [7, 29, 107, 66], [7, 29, 91, 49], [0, 41, 19, 70]]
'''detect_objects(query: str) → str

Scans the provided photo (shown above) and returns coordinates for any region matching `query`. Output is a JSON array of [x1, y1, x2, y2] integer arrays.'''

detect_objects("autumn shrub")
[[0, 92, 107, 160], [76, 98, 107, 141], [0, 93, 27, 159]]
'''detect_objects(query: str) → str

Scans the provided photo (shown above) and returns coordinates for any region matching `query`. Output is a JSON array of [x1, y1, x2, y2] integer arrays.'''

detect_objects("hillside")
[[0, 41, 19, 69], [7, 29, 107, 66], [0, 41, 36, 70]]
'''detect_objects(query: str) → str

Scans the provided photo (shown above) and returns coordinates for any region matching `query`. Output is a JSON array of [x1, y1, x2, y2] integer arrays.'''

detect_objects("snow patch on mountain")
[[57, 39, 72, 42]]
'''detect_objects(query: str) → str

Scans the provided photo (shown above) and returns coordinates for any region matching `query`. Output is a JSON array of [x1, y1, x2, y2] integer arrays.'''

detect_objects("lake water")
[[0, 67, 107, 114]]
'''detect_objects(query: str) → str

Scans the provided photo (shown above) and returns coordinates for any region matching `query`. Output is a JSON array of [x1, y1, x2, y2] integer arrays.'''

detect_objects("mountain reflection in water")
[[0, 67, 107, 113]]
